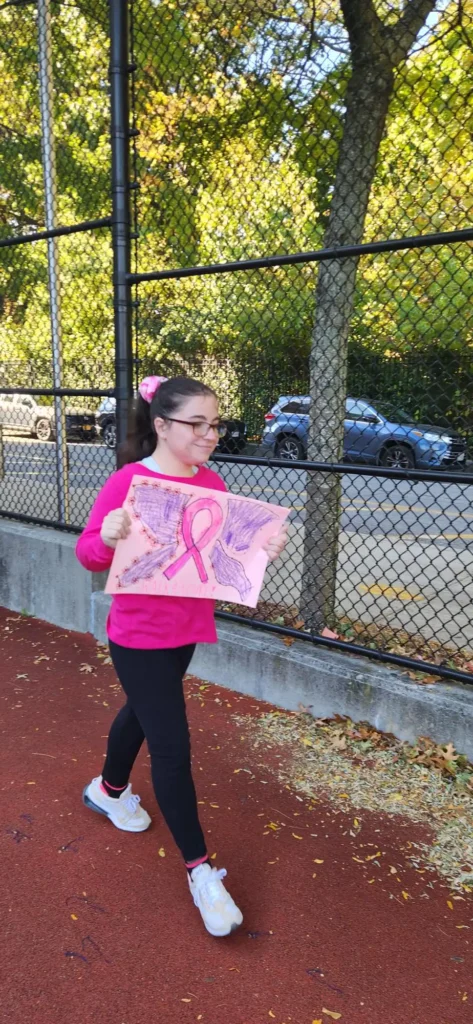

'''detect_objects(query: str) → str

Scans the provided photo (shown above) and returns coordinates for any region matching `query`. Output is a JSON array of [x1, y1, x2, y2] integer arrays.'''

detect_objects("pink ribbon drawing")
[[164, 497, 224, 583]]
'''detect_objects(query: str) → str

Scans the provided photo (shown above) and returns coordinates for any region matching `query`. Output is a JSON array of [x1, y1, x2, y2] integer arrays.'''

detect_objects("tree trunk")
[[300, 0, 439, 632], [300, 55, 394, 631]]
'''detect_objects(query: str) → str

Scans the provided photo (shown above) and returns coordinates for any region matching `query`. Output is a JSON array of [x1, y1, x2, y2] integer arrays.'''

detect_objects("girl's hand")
[[263, 524, 288, 562], [100, 508, 132, 549]]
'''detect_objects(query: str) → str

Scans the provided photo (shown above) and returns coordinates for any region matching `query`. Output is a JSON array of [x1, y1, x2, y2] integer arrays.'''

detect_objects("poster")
[[106, 475, 289, 608]]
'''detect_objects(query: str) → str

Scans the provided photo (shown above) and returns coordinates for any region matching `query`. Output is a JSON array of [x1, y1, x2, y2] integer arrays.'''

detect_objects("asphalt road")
[[2, 439, 472, 551]]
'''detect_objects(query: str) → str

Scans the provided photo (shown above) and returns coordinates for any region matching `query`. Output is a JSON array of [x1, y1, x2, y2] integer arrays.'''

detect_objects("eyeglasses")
[[164, 417, 227, 439]]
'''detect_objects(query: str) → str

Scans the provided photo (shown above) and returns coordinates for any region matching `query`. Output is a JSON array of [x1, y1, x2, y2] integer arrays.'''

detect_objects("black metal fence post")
[[109, 0, 132, 454]]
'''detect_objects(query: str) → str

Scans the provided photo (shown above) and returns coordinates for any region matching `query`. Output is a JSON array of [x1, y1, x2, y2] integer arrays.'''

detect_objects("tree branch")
[[382, 0, 443, 66]]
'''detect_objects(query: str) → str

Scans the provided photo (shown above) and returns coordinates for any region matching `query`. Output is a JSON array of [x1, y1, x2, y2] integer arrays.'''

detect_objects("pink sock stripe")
[[100, 780, 127, 793], [185, 855, 209, 870]]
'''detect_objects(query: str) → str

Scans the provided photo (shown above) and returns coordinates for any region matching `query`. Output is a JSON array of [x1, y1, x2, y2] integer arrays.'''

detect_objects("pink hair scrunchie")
[[138, 375, 168, 404]]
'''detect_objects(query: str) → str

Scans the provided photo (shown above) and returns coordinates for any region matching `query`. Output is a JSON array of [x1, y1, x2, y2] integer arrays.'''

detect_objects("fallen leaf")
[[292, 833, 303, 840], [158, 847, 166, 858], [269, 1013, 276, 1019], [321, 628, 340, 640], [80, 664, 94, 674], [402, 891, 410, 900], [70, 914, 78, 921], [447, 900, 454, 910], [313, 859, 324, 864], [323, 1010, 342, 1020], [34, 655, 50, 664], [181, 998, 191, 1003]]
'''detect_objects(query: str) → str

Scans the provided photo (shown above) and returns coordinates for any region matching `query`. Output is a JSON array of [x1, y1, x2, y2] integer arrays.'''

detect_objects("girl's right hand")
[[100, 508, 132, 549]]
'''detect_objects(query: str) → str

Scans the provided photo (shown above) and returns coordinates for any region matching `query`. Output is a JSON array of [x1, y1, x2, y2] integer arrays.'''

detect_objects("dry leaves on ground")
[[234, 708, 473, 890]]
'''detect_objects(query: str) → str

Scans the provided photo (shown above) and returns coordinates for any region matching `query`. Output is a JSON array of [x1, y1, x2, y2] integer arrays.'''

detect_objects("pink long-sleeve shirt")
[[76, 460, 227, 649]]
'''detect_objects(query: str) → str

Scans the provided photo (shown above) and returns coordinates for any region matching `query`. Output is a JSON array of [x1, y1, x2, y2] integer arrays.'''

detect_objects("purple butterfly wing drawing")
[[118, 545, 176, 588], [134, 485, 188, 543], [222, 498, 278, 553], [210, 540, 252, 601], [118, 484, 189, 588]]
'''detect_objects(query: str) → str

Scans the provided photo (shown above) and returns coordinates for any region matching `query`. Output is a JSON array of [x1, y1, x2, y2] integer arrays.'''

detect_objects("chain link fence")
[[129, 0, 473, 680], [0, 0, 114, 527], [1, 1, 473, 681]]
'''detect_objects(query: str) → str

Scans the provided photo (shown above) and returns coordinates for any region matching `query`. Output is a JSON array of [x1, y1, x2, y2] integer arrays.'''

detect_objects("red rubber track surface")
[[1, 608, 471, 1024]]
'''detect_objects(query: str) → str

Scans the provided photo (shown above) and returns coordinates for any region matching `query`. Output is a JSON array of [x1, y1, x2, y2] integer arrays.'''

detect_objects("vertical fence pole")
[[109, 0, 133, 455], [37, 0, 70, 523]]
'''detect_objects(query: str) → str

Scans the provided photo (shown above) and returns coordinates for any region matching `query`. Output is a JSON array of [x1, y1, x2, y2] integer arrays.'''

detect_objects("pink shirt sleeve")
[[76, 468, 131, 572]]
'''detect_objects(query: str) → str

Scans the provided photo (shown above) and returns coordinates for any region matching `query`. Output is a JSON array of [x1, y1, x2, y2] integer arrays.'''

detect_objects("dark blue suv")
[[261, 396, 466, 469]]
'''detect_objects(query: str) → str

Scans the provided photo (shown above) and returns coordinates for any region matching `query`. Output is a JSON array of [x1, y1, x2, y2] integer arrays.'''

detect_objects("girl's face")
[[153, 393, 220, 466]]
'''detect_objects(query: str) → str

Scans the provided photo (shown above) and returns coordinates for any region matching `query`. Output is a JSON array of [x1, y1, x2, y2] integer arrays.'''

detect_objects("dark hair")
[[118, 376, 217, 467]]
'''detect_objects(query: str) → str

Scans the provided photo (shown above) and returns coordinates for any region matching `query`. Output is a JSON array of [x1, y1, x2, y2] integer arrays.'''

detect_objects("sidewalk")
[[1, 607, 472, 1024]]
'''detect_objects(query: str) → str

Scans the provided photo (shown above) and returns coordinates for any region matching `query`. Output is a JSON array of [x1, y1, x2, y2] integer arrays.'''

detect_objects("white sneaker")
[[188, 862, 243, 937], [82, 775, 151, 832]]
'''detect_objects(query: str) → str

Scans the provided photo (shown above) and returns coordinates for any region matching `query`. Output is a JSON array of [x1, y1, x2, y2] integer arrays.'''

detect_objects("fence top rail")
[[0, 387, 115, 398], [128, 227, 473, 284], [0, 217, 113, 249], [211, 452, 473, 485]]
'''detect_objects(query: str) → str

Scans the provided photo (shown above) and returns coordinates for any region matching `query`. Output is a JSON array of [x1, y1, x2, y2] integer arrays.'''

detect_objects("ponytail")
[[118, 376, 216, 467], [117, 394, 156, 467]]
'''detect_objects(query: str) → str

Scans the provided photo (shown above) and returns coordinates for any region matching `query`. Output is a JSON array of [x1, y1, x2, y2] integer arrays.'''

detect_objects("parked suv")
[[96, 396, 247, 453], [261, 396, 466, 469], [0, 394, 96, 442]]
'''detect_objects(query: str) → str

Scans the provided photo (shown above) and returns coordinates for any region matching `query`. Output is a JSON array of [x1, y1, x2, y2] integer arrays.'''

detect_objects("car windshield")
[[375, 402, 414, 424]]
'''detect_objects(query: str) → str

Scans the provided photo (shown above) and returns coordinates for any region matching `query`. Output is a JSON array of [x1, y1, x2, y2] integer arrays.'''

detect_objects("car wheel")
[[103, 421, 117, 449], [35, 418, 52, 442], [379, 444, 415, 470], [276, 435, 305, 461]]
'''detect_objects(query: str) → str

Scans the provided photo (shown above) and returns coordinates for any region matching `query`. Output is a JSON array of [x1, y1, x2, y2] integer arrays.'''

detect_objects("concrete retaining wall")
[[0, 521, 106, 633], [1, 518, 473, 759]]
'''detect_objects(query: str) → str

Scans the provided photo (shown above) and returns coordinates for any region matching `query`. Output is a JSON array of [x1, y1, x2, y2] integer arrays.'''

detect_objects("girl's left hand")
[[263, 524, 288, 562]]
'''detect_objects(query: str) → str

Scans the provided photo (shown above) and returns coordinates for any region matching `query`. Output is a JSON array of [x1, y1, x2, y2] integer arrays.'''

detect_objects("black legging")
[[101, 641, 206, 864]]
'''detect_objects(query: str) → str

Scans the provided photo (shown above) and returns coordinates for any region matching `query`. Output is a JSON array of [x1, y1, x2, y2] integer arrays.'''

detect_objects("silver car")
[[0, 394, 54, 441], [0, 394, 97, 442]]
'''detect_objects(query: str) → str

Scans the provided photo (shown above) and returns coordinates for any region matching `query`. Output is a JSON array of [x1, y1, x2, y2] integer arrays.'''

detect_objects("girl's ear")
[[153, 415, 167, 437]]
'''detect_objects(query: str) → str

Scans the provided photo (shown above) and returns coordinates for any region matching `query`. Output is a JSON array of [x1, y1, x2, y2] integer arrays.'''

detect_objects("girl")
[[76, 375, 287, 937]]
